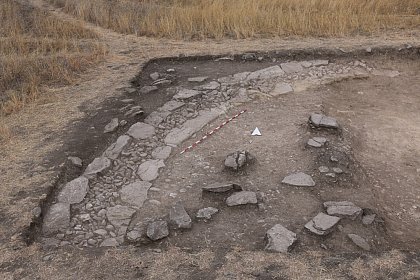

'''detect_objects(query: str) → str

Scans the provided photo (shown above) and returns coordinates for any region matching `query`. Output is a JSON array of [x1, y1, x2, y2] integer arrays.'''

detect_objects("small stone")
[[311, 60, 329, 66], [126, 230, 142, 242], [137, 160, 165, 181], [366, 47, 372, 53], [300, 61, 313, 68], [188, 76, 208, 83], [309, 113, 339, 129], [173, 88, 202, 100], [32, 206, 42, 218], [325, 173, 336, 178], [150, 72, 160, 80], [80, 214, 90, 222], [305, 213, 341, 235], [270, 83, 293, 96], [104, 118, 119, 133], [151, 146, 172, 160], [120, 120, 128, 126], [362, 214, 376, 225], [120, 181, 152, 208], [318, 166, 329, 173], [332, 167, 343, 174], [68, 156, 83, 167], [200, 81, 220, 90], [98, 209, 107, 217], [226, 191, 258, 206], [282, 172, 315, 187], [139, 86, 158, 94], [324, 201, 362, 220], [100, 238, 118, 247], [121, 99, 134, 103], [160, 100, 185, 112], [106, 205, 136, 228], [265, 224, 297, 253], [127, 122, 155, 140], [313, 137, 327, 144], [84, 157, 111, 177], [94, 229, 108, 236], [224, 151, 253, 171], [347, 234, 371, 251], [307, 139, 322, 148], [169, 202, 192, 229], [87, 239, 97, 245], [196, 207, 219, 219], [202, 182, 242, 193], [280, 62, 303, 73], [166, 69, 175, 73], [147, 221, 169, 241]]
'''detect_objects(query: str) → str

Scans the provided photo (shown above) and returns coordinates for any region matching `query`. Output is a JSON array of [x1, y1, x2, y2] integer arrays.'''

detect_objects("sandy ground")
[[1, 0, 420, 279]]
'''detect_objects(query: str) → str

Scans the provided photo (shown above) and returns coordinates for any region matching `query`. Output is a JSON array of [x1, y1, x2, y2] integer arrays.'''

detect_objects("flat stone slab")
[[309, 113, 339, 129], [196, 207, 219, 219], [139, 86, 158, 94], [104, 118, 119, 133], [311, 60, 329, 67], [280, 62, 303, 73], [43, 203, 70, 234], [151, 146, 172, 160], [270, 83, 293, 96], [362, 214, 376, 225], [265, 224, 297, 253], [188, 76, 208, 82], [246, 66, 285, 81], [305, 212, 341, 235], [308, 137, 327, 148], [160, 100, 185, 112], [226, 191, 258, 206], [323, 201, 362, 220], [103, 135, 131, 160], [120, 181, 152, 208], [164, 108, 223, 146], [348, 234, 371, 251], [372, 69, 400, 78], [127, 122, 155, 139], [147, 221, 169, 241], [173, 88, 202, 100], [137, 159, 165, 181], [224, 150, 253, 171], [144, 111, 171, 126], [68, 156, 82, 167], [100, 238, 118, 247], [169, 202, 192, 229], [202, 182, 242, 193], [57, 176, 89, 204], [282, 172, 315, 187], [84, 157, 111, 177], [106, 205, 136, 228]]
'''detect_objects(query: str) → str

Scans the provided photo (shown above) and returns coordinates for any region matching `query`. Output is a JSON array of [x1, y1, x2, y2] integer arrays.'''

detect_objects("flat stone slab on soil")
[[226, 191, 258, 206], [43, 203, 70, 234], [84, 157, 111, 177], [305, 213, 341, 235], [137, 160, 165, 181], [127, 122, 155, 140], [103, 135, 131, 160], [282, 172, 315, 187], [106, 205, 136, 228], [265, 224, 297, 253], [104, 118, 119, 133], [147, 221, 169, 241], [309, 113, 339, 129], [68, 156, 82, 167], [246, 66, 285, 81], [160, 100, 185, 112], [57, 176, 89, 204], [323, 201, 362, 220], [173, 88, 202, 100], [139, 86, 158, 94], [144, 111, 171, 127], [270, 83, 293, 96], [196, 207, 219, 219], [120, 181, 152, 208], [202, 182, 242, 193], [151, 146, 172, 160], [224, 150, 253, 171], [169, 202, 192, 229], [100, 238, 118, 247], [307, 137, 327, 148], [347, 234, 371, 251], [280, 62, 303, 73]]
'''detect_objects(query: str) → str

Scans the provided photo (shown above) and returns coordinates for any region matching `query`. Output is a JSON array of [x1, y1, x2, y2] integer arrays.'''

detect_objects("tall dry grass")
[[0, 0, 106, 116], [50, 0, 420, 39]]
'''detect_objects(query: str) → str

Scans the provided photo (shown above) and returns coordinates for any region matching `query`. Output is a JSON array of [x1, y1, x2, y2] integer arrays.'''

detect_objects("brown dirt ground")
[[1, 0, 420, 279]]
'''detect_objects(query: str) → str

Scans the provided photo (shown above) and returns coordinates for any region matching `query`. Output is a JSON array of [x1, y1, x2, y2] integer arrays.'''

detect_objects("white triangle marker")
[[251, 127, 261, 136]]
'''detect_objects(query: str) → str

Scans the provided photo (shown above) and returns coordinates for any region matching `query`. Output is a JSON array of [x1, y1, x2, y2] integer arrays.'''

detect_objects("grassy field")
[[0, 0, 105, 118], [49, 0, 420, 39]]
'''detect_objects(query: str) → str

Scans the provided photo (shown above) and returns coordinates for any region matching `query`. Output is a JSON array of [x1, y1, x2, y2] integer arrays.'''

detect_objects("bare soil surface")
[[1, 1, 420, 279]]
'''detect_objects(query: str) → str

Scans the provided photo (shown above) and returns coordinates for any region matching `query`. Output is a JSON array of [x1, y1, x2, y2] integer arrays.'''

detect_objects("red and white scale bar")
[[180, 109, 247, 154]]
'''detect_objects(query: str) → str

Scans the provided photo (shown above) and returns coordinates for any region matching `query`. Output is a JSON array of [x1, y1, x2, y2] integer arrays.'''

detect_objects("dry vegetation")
[[49, 0, 420, 39], [0, 0, 105, 118]]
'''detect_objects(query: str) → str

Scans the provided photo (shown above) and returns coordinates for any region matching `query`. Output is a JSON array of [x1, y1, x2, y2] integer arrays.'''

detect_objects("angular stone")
[[68, 156, 82, 167], [200, 81, 221, 90], [94, 229, 108, 236], [280, 62, 303, 73], [226, 191, 258, 206], [318, 166, 329, 173], [300, 61, 313, 68], [127, 122, 155, 139], [103, 135, 131, 160], [84, 157, 111, 177], [139, 86, 158, 94], [164, 108, 223, 146], [307, 139, 322, 148], [173, 88, 202, 100], [313, 137, 327, 144], [332, 167, 343, 174], [305, 213, 341, 235], [137, 160, 165, 181], [246, 66, 285, 81], [323, 201, 362, 220], [150, 72, 160, 80], [270, 83, 293, 96], [120, 181, 152, 208], [160, 100, 185, 112], [43, 203, 70, 234], [106, 205, 136, 228], [151, 146, 172, 160], [309, 113, 339, 129], [224, 151, 253, 171], [196, 207, 219, 219], [57, 176, 89, 204], [100, 238, 118, 247], [347, 234, 371, 251], [282, 172, 315, 187], [104, 118, 119, 133], [144, 111, 171, 126], [169, 202, 192, 229], [311, 60, 329, 67], [147, 221, 169, 241], [265, 224, 297, 253], [362, 214, 376, 225], [202, 182, 242, 193], [188, 76, 208, 82], [126, 230, 142, 242]]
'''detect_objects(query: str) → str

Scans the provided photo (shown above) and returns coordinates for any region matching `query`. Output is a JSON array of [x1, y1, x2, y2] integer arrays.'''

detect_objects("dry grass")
[[50, 0, 420, 39], [0, 0, 106, 115]]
